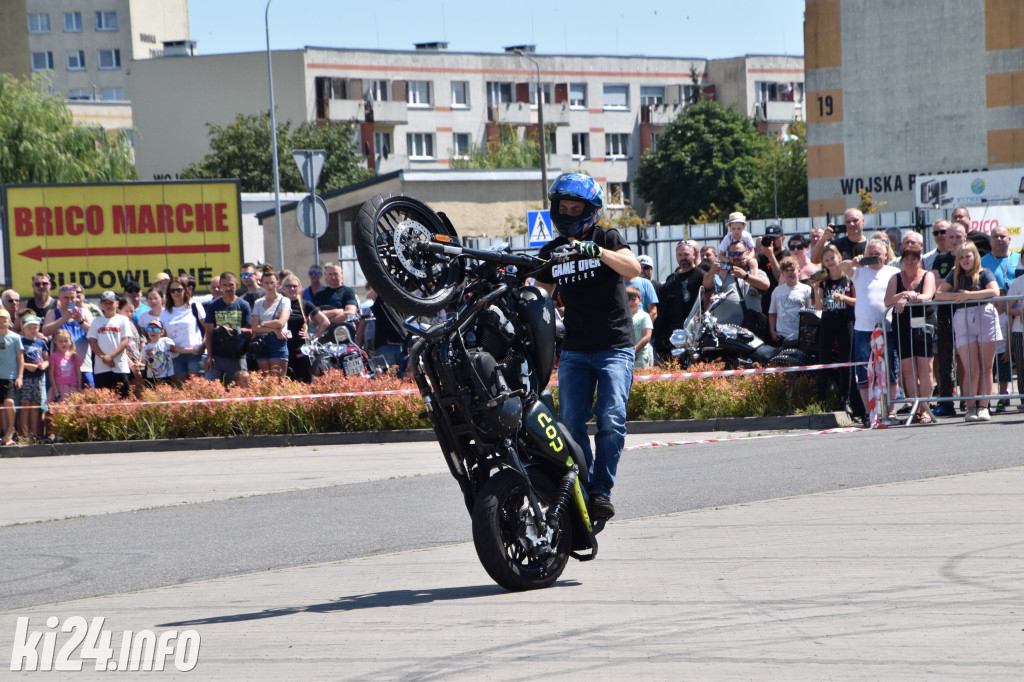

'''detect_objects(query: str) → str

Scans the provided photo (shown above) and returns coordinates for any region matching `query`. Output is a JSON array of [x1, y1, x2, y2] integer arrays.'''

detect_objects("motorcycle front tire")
[[471, 468, 572, 591]]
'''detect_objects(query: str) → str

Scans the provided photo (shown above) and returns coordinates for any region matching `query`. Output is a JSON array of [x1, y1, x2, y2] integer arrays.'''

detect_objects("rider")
[[533, 173, 641, 520]]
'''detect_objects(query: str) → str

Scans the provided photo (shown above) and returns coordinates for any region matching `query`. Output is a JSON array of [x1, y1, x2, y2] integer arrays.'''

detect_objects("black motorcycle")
[[354, 193, 604, 591], [670, 287, 814, 369]]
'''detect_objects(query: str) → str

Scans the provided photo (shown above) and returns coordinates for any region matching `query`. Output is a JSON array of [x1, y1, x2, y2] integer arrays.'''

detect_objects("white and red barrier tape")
[[623, 426, 863, 451], [1, 360, 866, 412]]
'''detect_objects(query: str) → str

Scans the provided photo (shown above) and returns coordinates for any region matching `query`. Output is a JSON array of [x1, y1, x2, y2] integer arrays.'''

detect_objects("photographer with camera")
[[811, 208, 869, 265], [758, 225, 790, 314], [702, 241, 770, 329]]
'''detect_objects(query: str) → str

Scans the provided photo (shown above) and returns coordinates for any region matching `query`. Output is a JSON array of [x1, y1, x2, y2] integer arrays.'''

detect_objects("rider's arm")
[[600, 247, 641, 280]]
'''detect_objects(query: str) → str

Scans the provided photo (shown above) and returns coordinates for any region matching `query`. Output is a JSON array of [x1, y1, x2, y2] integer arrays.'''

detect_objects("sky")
[[187, 1, 806, 59]]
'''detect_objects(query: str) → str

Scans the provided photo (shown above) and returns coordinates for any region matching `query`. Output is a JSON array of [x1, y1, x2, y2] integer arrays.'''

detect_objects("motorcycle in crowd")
[[354, 193, 605, 591], [670, 287, 816, 369], [302, 311, 388, 378]]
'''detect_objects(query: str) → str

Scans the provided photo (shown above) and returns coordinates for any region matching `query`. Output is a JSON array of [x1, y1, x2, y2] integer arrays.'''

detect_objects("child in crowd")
[[231, 370, 250, 390], [627, 286, 654, 368], [142, 320, 176, 384], [18, 314, 49, 440], [0, 309, 24, 445], [718, 212, 756, 258], [48, 328, 82, 403]]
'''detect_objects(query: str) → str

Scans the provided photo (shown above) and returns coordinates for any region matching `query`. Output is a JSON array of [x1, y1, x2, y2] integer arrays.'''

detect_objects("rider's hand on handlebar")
[[571, 240, 603, 259]]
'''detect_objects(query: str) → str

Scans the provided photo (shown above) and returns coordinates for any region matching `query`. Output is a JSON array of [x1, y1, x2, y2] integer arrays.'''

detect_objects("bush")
[[47, 363, 825, 444]]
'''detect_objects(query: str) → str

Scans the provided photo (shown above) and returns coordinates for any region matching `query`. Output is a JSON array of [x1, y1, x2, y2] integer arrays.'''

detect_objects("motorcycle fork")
[[501, 438, 549, 538]]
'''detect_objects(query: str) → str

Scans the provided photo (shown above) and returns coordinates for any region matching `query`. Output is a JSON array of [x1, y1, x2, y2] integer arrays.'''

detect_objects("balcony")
[[328, 99, 365, 122], [366, 100, 408, 125], [754, 100, 798, 123], [542, 102, 571, 126], [488, 102, 532, 125], [640, 103, 684, 126]]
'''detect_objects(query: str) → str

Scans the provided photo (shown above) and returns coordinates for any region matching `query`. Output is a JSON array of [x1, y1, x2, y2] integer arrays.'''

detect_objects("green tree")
[[744, 121, 808, 220], [450, 122, 544, 169], [636, 101, 769, 224], [180, 112, 371, 192], [0, 74, 137, 184]]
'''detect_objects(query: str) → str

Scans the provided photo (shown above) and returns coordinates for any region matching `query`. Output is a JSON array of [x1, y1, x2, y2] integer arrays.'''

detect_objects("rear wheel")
[[472, 468, 571, 591], [354, 193, 464, 317]]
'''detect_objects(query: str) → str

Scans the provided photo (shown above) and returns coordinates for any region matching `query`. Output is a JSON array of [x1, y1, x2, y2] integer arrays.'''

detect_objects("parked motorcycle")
[[354, 193, 604, 591], [302, 313, 388, 378], [670, 288, 814, 369]]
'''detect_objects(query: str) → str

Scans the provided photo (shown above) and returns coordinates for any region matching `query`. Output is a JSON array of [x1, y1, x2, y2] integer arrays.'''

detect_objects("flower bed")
[[48, 363, 824, 443]]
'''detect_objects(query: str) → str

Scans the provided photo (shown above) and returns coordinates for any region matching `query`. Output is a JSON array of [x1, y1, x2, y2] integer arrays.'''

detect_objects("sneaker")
[[994, 400, 1007, 414], [589, 494, 615, 520], [977, 407, 991, 421], [932, 403, 956, 418], [965, 408, 979, 423]]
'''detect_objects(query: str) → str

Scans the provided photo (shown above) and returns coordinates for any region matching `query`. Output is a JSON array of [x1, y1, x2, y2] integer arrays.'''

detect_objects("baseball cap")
[[637, 255, 654, 268], [727, 212, 747, 226], [100, 291, 118, 303], [145, 319, 164, 330], [764, 225, 784, 237], [22, 314, 41, 327], [123, 280, 141, 293]]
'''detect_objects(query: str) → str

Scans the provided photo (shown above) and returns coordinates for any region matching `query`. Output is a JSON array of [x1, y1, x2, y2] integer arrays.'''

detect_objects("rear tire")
[[471, 468, 571, 591], [354, 193, 464, 317]]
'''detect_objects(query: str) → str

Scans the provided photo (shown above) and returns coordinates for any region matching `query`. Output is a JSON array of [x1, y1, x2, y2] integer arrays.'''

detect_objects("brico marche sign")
[[2, 180, 241, 294]]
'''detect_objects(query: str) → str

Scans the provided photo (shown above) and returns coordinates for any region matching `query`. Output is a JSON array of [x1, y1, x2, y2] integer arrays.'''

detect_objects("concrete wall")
[[804, 0, 1024, 215]]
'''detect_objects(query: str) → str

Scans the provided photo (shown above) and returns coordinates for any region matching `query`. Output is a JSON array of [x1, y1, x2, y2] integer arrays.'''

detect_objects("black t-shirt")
[[372, 298, 409, 347], [966, 231, 992, 258], [286, 298, 320, 354], [944, 268, 997, 309], [820, 275, 855, 323], [932, 252, 956, 320], [312, 285, 358, 311], [535, 226, 634, 351], [830, 236, 868, 261], [25, 297, 57, 318], [654, 266, 704, 352]]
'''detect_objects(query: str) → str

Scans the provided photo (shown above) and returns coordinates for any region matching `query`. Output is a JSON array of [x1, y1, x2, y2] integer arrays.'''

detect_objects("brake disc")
[[392, 218, 434, 279]]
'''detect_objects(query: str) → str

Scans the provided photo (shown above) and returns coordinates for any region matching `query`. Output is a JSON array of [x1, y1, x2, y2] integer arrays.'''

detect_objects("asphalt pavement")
[[1, 418, 1022, 679]]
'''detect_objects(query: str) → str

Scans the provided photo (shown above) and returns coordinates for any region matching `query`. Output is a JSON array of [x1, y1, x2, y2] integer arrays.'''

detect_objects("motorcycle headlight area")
[[669, 328, 692, 348]]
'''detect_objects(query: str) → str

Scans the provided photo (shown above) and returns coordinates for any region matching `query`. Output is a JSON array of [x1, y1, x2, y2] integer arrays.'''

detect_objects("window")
[[569, 83, 587, 108], [98, 49, 121, 70], [683, 84, 699, 106], [67, 51, 86, 71], [407, 80, 432, 106], [407, 133, 435, 159], [450, 81, 469, 108], [28, 13, 50, 33], [640, 86, 665, 106], [100, 87, 123, 101], [96, 11, 118, 31], [365, 80, 388, 101], [607, 182, 631, 206], [603, 84, 629, 109], [605, 133, 630, 158], [546, 129, 556, 154], [453, 133, 471, 159], [650, 133, 660, 153], [31, 52, 54, 71], [68, 89, 91, 100], [374, 131, 391, 155], [487, 82, 513, 107], [64, 12, 83, 32], [571, 132, 589, 159], [529, 83, 553, 107]]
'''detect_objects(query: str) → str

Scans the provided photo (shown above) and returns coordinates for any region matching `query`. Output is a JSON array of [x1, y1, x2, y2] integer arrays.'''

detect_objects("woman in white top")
[[136, 288, 165, 330], [251, 270, 291, 376], [159, 282, 206, 384]]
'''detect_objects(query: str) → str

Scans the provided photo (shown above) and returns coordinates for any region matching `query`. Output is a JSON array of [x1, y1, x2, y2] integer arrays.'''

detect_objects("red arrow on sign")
[[19, 244, 232, 262]]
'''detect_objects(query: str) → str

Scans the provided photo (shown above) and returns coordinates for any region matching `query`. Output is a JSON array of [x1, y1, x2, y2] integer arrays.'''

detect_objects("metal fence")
[[883, 294, 1022, 424]]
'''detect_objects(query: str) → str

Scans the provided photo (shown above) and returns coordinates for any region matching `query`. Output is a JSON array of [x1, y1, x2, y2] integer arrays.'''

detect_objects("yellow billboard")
[[3, 180, 242, 295]]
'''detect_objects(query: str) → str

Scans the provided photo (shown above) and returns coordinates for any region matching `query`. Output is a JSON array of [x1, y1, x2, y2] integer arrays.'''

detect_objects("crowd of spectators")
[[647, 206, 1022, 426], [0, 260, 401, 444]]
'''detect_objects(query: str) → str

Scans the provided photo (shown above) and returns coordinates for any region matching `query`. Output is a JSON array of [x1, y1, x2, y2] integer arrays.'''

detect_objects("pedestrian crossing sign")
[[528, 210, 553, 247]]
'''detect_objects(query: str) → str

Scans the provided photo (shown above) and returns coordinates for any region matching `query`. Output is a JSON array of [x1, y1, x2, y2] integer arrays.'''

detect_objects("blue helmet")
[[548, 173, 603, 238]]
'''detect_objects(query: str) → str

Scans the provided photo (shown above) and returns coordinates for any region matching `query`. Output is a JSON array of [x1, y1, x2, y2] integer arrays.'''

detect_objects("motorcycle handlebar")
[[418, 241, 574, 269]]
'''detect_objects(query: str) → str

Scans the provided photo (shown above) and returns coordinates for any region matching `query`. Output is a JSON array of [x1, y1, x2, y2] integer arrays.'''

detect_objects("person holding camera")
[[702, 241, 770, 329], [757, 225, 789, 314], [811, 208, 869, 265]]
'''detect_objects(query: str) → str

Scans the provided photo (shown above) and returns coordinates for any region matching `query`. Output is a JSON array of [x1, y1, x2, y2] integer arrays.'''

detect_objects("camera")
[[720, 263, 734, 272], [761, 235, 775, 247], [860, 255, 880, 266], [828, 221, 846, 235]]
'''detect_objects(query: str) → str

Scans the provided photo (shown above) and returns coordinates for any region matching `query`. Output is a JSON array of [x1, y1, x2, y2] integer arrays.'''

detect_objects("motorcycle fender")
[[515, 287, 557, 391], [522, 399, 579, 468]]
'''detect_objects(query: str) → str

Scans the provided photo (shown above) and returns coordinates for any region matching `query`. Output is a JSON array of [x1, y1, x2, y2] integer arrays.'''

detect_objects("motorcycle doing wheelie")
[[354, 193, 604, 591], [670, 287, 813, 369]]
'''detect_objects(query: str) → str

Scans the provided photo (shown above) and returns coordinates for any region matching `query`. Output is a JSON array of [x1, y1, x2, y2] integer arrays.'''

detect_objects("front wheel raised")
[[471, 468, 571, 591]]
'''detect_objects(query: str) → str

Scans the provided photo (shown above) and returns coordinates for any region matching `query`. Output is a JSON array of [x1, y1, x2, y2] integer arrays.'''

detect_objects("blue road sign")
[[528, 210, 553, 247]]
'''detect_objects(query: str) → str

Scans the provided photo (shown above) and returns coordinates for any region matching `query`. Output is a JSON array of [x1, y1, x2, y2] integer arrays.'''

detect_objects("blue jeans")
[[853, 329, 899, 387], [557, 347, 634, 499]]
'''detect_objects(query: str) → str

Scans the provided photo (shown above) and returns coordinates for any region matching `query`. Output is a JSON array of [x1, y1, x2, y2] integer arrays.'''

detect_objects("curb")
[[1, 412, 853, 459]]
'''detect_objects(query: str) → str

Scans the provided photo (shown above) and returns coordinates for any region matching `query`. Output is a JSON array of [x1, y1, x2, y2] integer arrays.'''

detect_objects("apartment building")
[[132, 45, 804, 225], [803, 0, 1024, 215], [0, 0, 189, 134]]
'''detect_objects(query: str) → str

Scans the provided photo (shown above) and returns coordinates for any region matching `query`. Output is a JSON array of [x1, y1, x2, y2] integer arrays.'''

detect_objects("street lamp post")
[[265, 0, 284, 268], [513, 49, 548, 209]]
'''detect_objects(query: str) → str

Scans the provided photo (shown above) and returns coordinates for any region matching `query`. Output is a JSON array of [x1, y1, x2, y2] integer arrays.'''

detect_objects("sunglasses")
[[932, 229, 946, 236], [169, 287, 184, 293], [33, 281, 50, 287], [146, 327, 162, 333], [789, 244, 807, 250], [308, 270, 322, 276], [241, 272, 254, 278], [727, 251, 745, 257], [60, 285, 77, 292]]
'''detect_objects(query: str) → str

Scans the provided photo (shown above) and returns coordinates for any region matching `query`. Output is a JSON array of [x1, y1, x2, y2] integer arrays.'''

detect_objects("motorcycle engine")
[[456, 306, 528, 439], [473, 306, 530, 392]]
